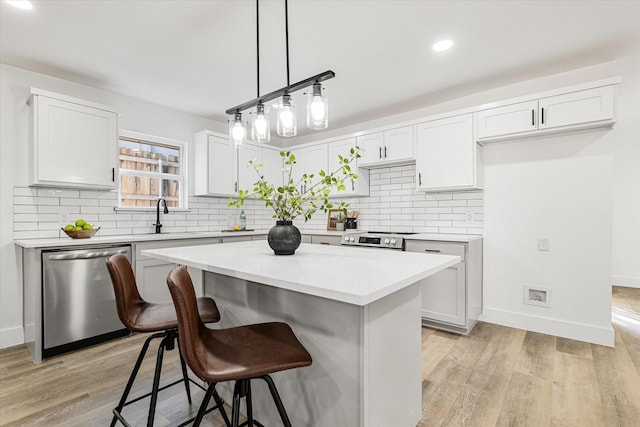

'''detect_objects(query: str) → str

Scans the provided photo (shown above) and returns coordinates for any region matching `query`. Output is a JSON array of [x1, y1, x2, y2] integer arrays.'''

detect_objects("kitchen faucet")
[[154, 198, 169, 234]]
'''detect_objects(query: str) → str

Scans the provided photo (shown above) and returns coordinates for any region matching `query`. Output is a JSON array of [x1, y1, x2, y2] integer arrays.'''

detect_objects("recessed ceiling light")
[[5, 0, 33, 10], [433, 39, 453, 52]]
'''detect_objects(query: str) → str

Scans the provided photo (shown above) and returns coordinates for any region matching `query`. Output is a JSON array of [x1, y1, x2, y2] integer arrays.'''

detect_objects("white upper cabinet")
[[194, 131, 237, 197], [357, 125, 414, 168], [30, 88, 118, 189], [328, 137, 369, 197], [416, 114, 482, 192], [538, 86, 614, 129], [289, 144, 328, 193], [477, 85, 615, 141], [237, 143, 262, 192], [261, 147, 284, 189]]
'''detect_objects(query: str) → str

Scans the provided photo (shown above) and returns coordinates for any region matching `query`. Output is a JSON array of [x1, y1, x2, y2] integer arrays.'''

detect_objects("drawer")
[[405, 240, 465, 262], [310, 235, 342, 246]]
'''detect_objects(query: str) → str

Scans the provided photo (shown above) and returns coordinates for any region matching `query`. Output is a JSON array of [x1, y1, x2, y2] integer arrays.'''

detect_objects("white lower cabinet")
[[405, 238, 483, 334], [134, 238, 219, 303]]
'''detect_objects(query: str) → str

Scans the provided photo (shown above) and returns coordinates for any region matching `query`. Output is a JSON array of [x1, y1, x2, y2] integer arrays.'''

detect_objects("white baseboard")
[[613, 275, 640, 289], [0, 326, 24, 349], [479, 307, 614, 347]]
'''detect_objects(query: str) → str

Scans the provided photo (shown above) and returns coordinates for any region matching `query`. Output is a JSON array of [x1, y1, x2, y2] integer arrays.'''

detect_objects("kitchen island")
[[142, 240, 460, 427]]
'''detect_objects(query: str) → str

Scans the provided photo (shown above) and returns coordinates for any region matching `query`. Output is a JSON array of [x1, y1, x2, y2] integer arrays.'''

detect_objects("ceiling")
[[2, 0, 639, 144]]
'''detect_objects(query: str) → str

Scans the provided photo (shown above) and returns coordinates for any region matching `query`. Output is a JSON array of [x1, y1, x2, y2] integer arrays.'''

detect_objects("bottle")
[[239, 210, 246, 230]]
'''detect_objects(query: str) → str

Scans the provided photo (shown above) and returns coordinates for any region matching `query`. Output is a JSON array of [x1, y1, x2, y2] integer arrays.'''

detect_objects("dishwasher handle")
[[47, 248, 129, 261], [423, 249, 441, 253]]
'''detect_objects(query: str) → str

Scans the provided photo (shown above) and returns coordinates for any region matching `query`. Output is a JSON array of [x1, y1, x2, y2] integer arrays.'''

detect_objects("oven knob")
[[349, 236, 355, 242], [391, 239, 396, 245], [344, 236, 349, 241], [384, 238, 390, 244]]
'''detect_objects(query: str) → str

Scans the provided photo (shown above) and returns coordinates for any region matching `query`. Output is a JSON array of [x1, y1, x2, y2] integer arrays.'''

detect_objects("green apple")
[[75, 219, 87, 227], [64, 224, 74, 231]]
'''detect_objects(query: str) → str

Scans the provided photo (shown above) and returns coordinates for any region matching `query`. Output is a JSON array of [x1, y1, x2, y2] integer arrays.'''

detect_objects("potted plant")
[[334, 211, 346, 231], [229, 147, 360, 255]]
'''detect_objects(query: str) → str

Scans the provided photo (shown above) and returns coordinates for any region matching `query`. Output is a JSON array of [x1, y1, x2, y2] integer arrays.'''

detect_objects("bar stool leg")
[[193, 382, 216, 427], [212, 387, 232, 427], [146, 334, 169, 427], [261, 375, 292, 427], [110, 332, 164, 427], [176, 338, 192, 404]]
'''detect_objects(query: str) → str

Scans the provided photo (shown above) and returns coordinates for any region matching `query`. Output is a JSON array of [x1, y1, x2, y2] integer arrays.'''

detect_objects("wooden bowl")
[[61, 227, 100, 239]]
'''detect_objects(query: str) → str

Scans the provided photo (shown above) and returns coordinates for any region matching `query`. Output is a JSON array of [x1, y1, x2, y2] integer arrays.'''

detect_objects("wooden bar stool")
[[166, 265, 313, 427], [106, 254, 230, 427]]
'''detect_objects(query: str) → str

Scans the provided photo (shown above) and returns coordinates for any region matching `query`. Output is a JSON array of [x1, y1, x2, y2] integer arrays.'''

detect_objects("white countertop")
[[13, 229, 354, 249], [14, 229, 481, 249], [404, 233, 482, 242], [142, 240, 460, 306]]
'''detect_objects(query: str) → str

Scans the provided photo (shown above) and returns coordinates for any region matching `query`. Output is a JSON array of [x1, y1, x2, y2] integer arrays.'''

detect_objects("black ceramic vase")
[[268, 220, 301, 255]]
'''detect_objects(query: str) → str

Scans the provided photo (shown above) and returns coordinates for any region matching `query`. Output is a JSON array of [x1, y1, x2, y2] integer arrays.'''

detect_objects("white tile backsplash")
[[13, 164, 483, 239]]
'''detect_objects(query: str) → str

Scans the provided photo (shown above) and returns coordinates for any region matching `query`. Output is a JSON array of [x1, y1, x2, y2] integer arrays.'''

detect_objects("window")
[[118, 131, 186, 209]]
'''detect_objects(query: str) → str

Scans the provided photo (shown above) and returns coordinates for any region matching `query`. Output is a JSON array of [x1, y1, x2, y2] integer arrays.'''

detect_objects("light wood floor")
[[1, 287, 638, 427]]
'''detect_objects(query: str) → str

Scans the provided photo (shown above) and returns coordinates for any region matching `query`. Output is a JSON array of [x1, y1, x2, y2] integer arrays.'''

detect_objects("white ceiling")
[[2, 0, 639, 144]]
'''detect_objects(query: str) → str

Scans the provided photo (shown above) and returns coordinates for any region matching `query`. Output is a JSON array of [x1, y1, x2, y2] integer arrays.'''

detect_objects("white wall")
[[0, 63, 225, 348], [611, 52, 640, 289], [479, 50, 640, 346]]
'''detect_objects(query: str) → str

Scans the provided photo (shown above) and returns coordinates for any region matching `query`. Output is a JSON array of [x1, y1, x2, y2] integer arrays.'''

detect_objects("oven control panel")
[[342, 233, 405, 250]]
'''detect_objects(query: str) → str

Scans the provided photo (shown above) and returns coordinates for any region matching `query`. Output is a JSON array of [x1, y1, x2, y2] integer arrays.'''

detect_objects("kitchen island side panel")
[[203, 272, 422, 427]]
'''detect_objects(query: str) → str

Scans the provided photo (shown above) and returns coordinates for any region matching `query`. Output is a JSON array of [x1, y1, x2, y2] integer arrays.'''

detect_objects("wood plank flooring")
[[1, 286, 638, 426]]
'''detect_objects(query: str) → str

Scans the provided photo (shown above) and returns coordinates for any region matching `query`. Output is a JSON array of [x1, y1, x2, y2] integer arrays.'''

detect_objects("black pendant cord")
[[284, 0, 290, 87], [256, 0, 260, 98], [225, 0, 335, 115]]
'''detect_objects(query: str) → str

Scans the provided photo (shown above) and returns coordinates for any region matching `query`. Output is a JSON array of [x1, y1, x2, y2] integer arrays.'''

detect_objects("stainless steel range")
[[341, 231, 417, 250]]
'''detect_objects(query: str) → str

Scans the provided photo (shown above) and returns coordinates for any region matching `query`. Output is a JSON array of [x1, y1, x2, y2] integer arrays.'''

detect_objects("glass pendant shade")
[[251, 103, 271, 143], [229, 112, 246, 148], [276, 94, 297, 137], [307, 82, 328, 129]]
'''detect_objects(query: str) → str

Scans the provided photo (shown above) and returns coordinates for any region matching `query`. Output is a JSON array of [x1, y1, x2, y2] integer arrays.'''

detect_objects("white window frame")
[[116, 130, 189, 211]]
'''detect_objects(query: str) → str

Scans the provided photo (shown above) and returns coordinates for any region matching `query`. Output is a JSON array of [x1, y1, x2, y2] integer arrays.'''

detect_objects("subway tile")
[[33, 197, 60, 206], [14, 230, 59, 240], [14, 222, 38, 231], [81, 206, 115, 214], [13, 187, 37, 196], [425, 193, 453, 201], [439, 200, 467, 207], [453, 191, 483, 200], [61, 197, 95, 206], [425, 207, 452, 214], [13, 205, 38, 214], [438, 227, 468, 234]]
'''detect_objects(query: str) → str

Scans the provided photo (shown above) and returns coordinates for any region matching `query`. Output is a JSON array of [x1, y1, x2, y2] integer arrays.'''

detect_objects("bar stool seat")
[[167, 265, 312, 427], [106, 253, 230, 427]]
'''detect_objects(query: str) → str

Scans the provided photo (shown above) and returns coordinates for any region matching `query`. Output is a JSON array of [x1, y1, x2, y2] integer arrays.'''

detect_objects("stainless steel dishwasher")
[[42, 245, 131, 358]]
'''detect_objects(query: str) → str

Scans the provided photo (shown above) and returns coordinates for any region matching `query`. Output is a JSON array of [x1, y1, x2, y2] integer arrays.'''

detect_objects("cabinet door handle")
[[351, 181, 355, 191], [541, 107, 545, 125], [531, 109, 535, 126], [384, 146, 387, 158], [423, 249, 441, 253], [234, 181, 238, 192], [418, 172, 422, 186], [379, 146, 382, 159], [112, 167, 115, 182]]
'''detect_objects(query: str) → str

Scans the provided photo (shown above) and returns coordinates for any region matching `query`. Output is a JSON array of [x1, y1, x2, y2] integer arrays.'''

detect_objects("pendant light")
[[225, 0, 335, 141], [229, 112, 246, 148], [307, 82, 328, 129]]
